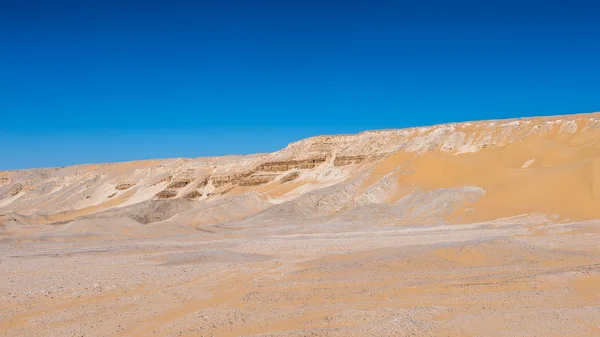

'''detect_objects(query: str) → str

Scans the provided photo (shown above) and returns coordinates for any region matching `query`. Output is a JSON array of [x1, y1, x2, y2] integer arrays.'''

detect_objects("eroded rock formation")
[[2, 112, 600, 226]]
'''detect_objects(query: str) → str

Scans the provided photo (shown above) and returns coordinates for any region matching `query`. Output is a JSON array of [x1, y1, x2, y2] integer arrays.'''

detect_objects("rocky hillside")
[[2, 112, 600, 238]]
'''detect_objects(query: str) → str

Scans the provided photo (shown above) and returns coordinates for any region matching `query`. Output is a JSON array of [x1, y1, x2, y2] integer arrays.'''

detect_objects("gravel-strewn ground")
[[1, 220, 599, 336]]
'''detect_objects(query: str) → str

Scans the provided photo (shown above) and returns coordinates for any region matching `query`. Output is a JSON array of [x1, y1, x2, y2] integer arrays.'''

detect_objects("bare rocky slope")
[[2, 112, 600, 239]]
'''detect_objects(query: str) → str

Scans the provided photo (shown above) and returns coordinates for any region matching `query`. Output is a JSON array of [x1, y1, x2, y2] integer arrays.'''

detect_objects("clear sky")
[[1, 0, 599, 169]]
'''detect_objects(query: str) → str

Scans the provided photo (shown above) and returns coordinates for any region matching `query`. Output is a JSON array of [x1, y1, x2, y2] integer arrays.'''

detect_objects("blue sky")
[[1, 0, 599, 169]]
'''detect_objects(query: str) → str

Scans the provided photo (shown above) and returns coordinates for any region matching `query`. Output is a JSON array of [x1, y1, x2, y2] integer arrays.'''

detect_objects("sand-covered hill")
[[2, 112, 600, 337], [2, 112, 600, 239]]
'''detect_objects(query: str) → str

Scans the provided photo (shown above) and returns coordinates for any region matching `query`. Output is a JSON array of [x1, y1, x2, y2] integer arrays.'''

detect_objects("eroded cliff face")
[[2, 112, 600, 230]]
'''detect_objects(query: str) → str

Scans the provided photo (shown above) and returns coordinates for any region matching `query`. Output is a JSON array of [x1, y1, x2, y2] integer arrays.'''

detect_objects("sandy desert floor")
[[1, 218, 599, 337]]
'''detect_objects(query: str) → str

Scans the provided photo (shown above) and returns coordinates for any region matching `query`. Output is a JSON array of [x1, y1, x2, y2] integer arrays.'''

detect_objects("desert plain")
[[1, 113, 599, 336]]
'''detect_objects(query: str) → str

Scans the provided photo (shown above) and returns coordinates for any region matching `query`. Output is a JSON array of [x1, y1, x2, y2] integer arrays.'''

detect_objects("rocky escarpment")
[[334, 155, 376, 166], [184, 191, 203, 200], [280, 172, 299, 183], [155, 190, 178, 199], [1, 112, 600, 226], [167, 180, 192, 189], [204, 157, 329, 188], [239, 174, 277, 186], [211, 172, 253, 187], [256, 158, 327, 171]]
